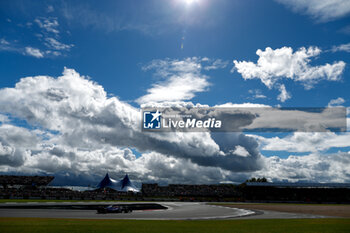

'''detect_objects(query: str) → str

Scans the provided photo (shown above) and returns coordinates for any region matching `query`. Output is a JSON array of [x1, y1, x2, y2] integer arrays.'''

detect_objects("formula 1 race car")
[[97, 205, 133, 214]]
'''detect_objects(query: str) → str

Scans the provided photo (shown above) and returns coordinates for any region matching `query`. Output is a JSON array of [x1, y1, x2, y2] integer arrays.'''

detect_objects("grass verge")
[[0, 218, 349, 233]]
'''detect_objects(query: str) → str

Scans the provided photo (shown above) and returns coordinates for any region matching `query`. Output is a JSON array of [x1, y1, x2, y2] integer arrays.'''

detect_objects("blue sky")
[[0, 0, 350, 185]]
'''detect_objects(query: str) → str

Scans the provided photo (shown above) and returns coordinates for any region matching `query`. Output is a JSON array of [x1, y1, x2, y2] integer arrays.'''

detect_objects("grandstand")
[[142, 183, 240, 199], [0, 175, 142, 201], [245, 182, 350, 188], [141, 182, 350, 203], [0, 175, 349, 203], [0, 175, 54, 188], [242, 182, 350, 203]]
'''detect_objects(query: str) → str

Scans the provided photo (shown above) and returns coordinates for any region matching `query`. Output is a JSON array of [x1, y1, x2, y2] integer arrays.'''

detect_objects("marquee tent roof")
[[97, 173, 139, 192]]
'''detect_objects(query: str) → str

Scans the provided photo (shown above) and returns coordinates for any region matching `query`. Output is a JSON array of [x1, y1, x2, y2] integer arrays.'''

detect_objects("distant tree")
[[246, 177, 268, 183], [257, 177, 267, 182]]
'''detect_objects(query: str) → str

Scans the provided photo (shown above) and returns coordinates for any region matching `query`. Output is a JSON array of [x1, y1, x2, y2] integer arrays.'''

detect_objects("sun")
[[175, 0, 201, 8], [184, 0, 199, 5]]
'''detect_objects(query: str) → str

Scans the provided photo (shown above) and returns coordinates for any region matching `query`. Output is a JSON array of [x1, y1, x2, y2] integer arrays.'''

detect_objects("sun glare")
[[184, 0, 198, 5]]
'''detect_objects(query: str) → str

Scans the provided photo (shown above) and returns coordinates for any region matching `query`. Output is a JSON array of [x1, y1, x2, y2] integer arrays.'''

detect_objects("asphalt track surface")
[[0, 202, 332, 220]]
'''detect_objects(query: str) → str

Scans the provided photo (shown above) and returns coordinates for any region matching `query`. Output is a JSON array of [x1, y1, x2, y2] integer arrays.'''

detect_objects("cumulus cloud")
[[0, 124, 40, 167], [277, 84, 291, 102], [0, 68, 263, 185], [233, 46, 346, 90], [0, 68, 348, 185], [255, 152, 350, 183], [328, 97, 345, 106], [276, 0, 350, 22], [136, 57, 221, 104], [232, 145, 250, 157]]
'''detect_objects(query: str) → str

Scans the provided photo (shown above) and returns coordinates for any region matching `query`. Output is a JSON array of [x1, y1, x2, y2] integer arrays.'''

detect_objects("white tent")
[[96, 173, 139, 192]]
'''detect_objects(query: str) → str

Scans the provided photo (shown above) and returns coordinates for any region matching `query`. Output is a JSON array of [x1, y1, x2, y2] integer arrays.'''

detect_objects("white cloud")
[[25, 47, 44, 58], [45, 50, 62, 57], [232, 145, 250, 157], [255, 152, 350, 183], [339, 25, 350, 35], [45, 38, 73, 51], [0, 39, 9, 45], [276, 0, 350, 22], [0, 43, 61, 59], [47, 5, 54, 13], [0, 68, 264, 185], [240, 108, 346, 132], [328, 97, 345, 106], [233, 46, 346, 90], [0, 114, 9, 123], [0, 124, 40, 167], [277, 84, 291, 102], [248, 89, 267, 99], [251, 132, 350, 153], [142, 57, 202, 76], [136, 58, 216, 104], [137, 74, 209, 103], [0, 68, 349, 184], [0, 17, 72, 58], [34, 17, 59, 34], [215, 102, 271, 108], [0, 39, 19, 53], [332, 43, 350, 52], [254, 95, 266, 99], [203, 58, 229, 70], [33, 18, 74, 56]]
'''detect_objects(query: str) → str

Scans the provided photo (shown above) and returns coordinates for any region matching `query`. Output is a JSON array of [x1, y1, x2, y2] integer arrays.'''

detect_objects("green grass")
[[0, 218, 349, 233]]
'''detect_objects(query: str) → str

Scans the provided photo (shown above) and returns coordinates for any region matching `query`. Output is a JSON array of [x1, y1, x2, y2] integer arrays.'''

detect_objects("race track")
[[0, 202, 331, 220]]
